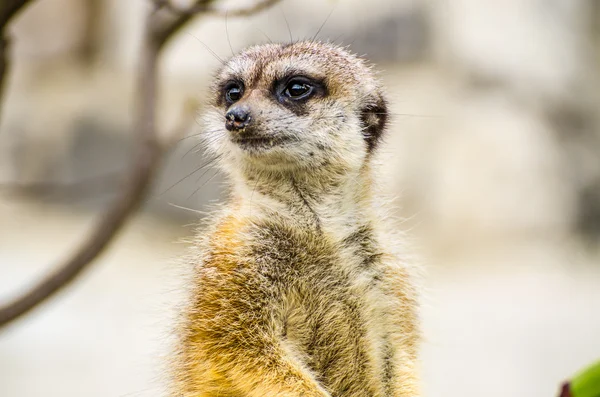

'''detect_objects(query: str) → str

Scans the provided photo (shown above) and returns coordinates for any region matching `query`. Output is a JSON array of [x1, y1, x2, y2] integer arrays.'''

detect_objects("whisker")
[[183, 32, 226, 65], [181, 140, 205, 160], [189, 170, 221, 200], [175, 127, 223, 145], [282, 8, 293, 43], [256, 28, 273, 44], [312, 6, 336, 42], [176, 133, 202, 143], [153, 154, 222, 198], [195, 159, 220, 184], [331, 33, 347, 46], [225, 11, 234, 56], [168, 202, 204, 215]]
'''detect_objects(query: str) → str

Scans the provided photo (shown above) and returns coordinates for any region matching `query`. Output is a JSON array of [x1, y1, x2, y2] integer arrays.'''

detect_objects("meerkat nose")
[[225, 105, 252, 131]]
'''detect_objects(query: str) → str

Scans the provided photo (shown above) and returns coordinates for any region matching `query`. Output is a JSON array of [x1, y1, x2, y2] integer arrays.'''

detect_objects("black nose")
[[225, 105, 251, 131]]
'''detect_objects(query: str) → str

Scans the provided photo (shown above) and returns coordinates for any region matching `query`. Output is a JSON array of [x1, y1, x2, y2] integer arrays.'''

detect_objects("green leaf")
[[571, 360, 600, 397]]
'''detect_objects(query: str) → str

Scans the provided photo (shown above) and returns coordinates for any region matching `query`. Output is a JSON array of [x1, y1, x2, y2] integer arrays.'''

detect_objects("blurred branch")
[[0, 0, 281, 328], [0, 172, 123, 198], [0, 36, 7, 105], [203, 0, 281, 17], [0, 98, 198, 200], [0, 0, 34, 121], [78, 0, 104, 65], [0, 1, 176, 329], [161, 97, 200, 148], [158, 0, 281, 18], [0, 0, 32, 29]]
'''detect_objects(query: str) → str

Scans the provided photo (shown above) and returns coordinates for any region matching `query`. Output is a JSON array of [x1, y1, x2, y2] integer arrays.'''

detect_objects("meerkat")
[[172, 41, 419, 397]]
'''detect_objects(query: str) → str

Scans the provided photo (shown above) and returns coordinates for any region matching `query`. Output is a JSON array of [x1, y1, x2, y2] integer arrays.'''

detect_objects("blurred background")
[[1, 0, 600, 396]]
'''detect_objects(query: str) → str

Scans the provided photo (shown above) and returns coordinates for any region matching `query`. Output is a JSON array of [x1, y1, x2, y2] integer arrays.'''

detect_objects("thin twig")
[[0, 0, 281, 329]]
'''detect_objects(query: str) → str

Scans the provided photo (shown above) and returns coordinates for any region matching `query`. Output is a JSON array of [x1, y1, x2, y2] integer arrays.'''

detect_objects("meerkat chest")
[[249, 219, 385, 294], [248, 220, 394, 390]]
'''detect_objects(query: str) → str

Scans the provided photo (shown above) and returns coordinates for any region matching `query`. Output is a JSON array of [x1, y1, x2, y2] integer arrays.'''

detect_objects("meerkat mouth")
[[231, 135, 291, 150]]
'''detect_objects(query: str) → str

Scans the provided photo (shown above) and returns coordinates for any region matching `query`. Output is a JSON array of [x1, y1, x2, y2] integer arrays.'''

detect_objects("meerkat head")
[[203, 41, 388, 176]]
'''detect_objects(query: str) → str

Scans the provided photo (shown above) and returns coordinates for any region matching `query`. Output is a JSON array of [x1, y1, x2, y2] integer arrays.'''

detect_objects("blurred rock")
[[381, 66, 576, 247], [427, 0, 600, 240], [549, 102, 600, 240]]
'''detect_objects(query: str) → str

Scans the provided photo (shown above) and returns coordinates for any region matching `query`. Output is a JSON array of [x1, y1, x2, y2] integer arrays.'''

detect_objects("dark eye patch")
[[216, 79, 245, 107], [273, 74, 327, 115], [284, 80, 313, 99]]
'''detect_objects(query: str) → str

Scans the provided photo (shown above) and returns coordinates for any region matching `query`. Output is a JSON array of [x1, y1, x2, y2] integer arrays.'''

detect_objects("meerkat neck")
[[231, 165, 375, 233]]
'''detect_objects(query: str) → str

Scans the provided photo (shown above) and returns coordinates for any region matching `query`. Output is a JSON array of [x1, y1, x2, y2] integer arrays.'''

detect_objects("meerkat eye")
[[224, 83, 244, 104], [284, 79, 314, 100]]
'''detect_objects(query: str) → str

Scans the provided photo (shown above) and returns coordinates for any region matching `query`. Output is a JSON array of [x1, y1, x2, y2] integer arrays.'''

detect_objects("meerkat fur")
[[171, 41, 420, 397]]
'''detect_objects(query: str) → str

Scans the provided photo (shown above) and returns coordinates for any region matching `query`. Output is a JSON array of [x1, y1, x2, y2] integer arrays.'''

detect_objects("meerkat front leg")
[[175, 264, 330, 397]]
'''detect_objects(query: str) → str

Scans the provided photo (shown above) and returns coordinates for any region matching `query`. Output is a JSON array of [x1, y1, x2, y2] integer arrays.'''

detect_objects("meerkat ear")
[[359, 92, 388, 152]]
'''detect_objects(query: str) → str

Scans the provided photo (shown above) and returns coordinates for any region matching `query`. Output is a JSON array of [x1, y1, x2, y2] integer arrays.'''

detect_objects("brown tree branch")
[[203, 0, 282, 17], [0, 0, 281, 329], [0, 0, 33, 29], [159, 0, 281, 18], [78, 0, 105, 65], [0, 4, 174, 329], [0, 172, 123, 198], [0, 36, 8, 108], [0, 0, 34, 121]]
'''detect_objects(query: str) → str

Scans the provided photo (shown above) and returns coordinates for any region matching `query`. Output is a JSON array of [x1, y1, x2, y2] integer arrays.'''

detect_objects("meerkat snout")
[[225, 104, 252, 131]]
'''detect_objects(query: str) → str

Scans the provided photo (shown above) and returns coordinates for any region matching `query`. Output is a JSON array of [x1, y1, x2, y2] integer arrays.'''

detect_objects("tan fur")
[[171, 41, 419, 397]]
